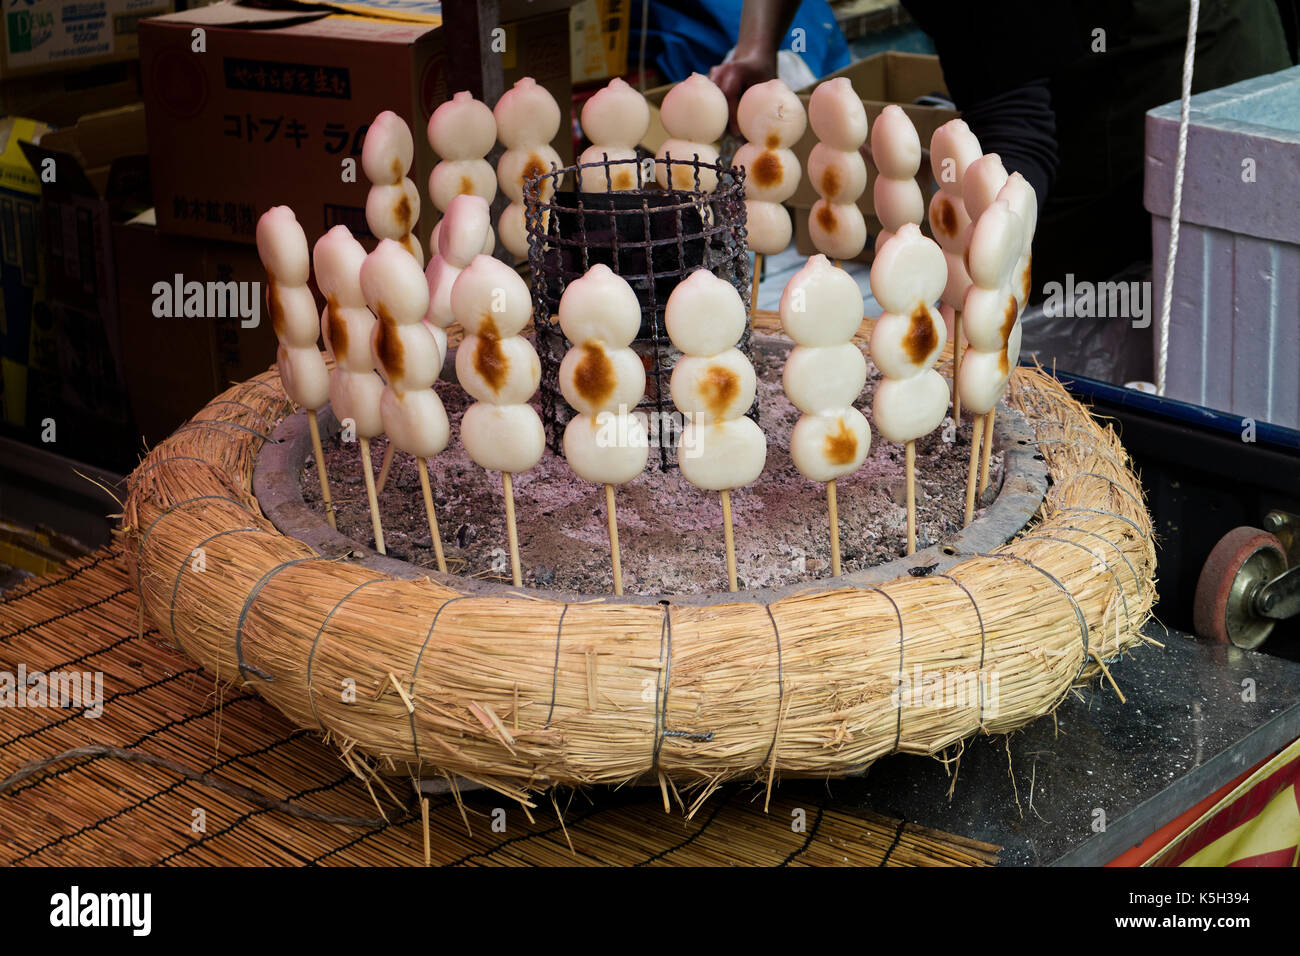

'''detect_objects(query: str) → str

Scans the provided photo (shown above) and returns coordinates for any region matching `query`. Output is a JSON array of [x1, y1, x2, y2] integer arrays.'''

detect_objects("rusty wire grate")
[[524, 153, 754, 469]]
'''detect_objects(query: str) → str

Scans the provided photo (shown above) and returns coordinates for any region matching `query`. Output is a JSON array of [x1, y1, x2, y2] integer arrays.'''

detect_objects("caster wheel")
[[1193, 526, 1288, 649]]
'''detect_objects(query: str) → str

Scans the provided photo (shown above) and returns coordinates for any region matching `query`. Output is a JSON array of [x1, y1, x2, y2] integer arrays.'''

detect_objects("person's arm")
[[901, 0, 1070, 210], [709, 0, 804, 131]]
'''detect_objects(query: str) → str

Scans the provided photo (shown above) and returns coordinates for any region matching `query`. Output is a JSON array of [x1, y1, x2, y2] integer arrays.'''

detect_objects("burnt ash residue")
[[303, 335, 1002, 595]]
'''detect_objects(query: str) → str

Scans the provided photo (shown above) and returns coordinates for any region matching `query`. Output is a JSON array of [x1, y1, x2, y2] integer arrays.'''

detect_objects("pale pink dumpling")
[[655, 139, 721, 191], [493, 76, 561, 149], [807, 143, 867, 205], [436, 193, 492, 268], [428, 159, 496, 212], [733, 143, 801, 203], [869, 223, 947, 313], [277, 345, 330, 411], [577, 144, 642, 192], [737, 79, 806, 148], [808, 199, 867, 262], [873, 175, 924, 234], [778, 254, 863, 346], [808, 77, 868, 152], [963, 153, 1009, 223], [660, 72, 728, 144], [929, 118, 983, 192], [428, 91, 497, 161], [744, 200, 792, 255], [362, 110, 414, 185], [449, 255, 533, 338], [870, 105, 921, 179], [580, 77, 649, 148], [664, 268, 747, 356], [558, 263, 642, 348], [256, 206, 310, 286]]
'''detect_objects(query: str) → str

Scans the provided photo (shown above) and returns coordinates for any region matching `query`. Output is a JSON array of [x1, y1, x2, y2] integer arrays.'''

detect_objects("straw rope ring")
[[122, 311, 1157, 802]]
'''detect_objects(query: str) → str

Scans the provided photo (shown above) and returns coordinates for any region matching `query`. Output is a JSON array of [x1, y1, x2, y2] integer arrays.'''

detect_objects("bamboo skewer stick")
[[827, 479, 842, 577], [358, 437, 386, 554], [502, 472, 523, 587], [963, 413, 984, 527], [720, 489, 738, 592], [750, 252, 763, 315], [417, 457, 448, 574], [375, 442, 396, 495], [305, 410, 336, 529], [979, 408, 995, 496], [953, 310, 963, 421], [604, 483, 624, 596], [905, 441, 917, 555], [420, 796, 431, 866]]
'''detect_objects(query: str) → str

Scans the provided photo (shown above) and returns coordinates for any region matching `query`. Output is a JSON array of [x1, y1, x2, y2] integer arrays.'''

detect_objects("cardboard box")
[[140, 1, 572, 249], [790, 52, 956, 208], [1, 60, 142, 127], [790, 51, 958, 264], [1, 0, 172, 80], [570, 0, 629, 84], [0, 116, 52, 432], [16, 105, 149, 470], [113, 211, 278, 446]]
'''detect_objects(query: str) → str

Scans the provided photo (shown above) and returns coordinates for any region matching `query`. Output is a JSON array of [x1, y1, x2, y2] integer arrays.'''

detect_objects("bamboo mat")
[[0, 548, 999, 867]]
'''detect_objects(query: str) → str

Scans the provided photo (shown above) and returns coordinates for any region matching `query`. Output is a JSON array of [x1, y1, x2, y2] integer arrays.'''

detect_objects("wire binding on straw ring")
[[306, 577, 388, 732], [135, 494, 254, 596], [130, 456, 215, 484], [240, 377, 288, 398], [1056, 524, 1141, 594], [1026, 437, 1129, 475], [173, 419, 280, 443], [201, 399, 277, 430], [1024, 533, 1132, 631], [168, 525, 269, 649], [406, 597, 469, 769], [868, 587, 906, 753], [543, 604, 570, 728], [235, 556, 332, 682], [1053, 471, 1145, 511], [935, 573, 988, 729], [761, 605, 785, 768], [651, 604, 672, 775], [1050, 505, 1151, 544], [962, 550, 1091, 679], [1030, 418, 1133, 471]]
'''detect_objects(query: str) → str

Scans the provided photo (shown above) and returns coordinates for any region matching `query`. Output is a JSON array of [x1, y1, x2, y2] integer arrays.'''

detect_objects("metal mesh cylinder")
[[524, 153, 753, 469]]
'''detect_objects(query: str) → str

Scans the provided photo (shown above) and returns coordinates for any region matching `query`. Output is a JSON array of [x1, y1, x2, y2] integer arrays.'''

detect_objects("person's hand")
[[710, 52, 778, 135]]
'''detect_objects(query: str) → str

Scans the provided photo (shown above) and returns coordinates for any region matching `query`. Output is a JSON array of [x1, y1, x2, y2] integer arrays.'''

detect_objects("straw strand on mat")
[[117, 310, 1156, 800]]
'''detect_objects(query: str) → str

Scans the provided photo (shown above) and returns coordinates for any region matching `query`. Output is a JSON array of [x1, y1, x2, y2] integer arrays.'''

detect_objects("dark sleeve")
[[1276, 0, 1300, 62], [958, 79, 1058, 210], [900, 0, 1082, 209]]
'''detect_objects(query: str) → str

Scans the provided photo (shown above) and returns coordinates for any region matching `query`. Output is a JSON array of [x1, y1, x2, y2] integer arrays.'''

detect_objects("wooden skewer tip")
[[358, 437, 386, 555], [306, 410, 336, 530]]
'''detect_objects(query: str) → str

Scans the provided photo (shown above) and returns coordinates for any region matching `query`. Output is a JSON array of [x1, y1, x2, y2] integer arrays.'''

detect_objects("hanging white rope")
[[1156, 0, 1201, 396]]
